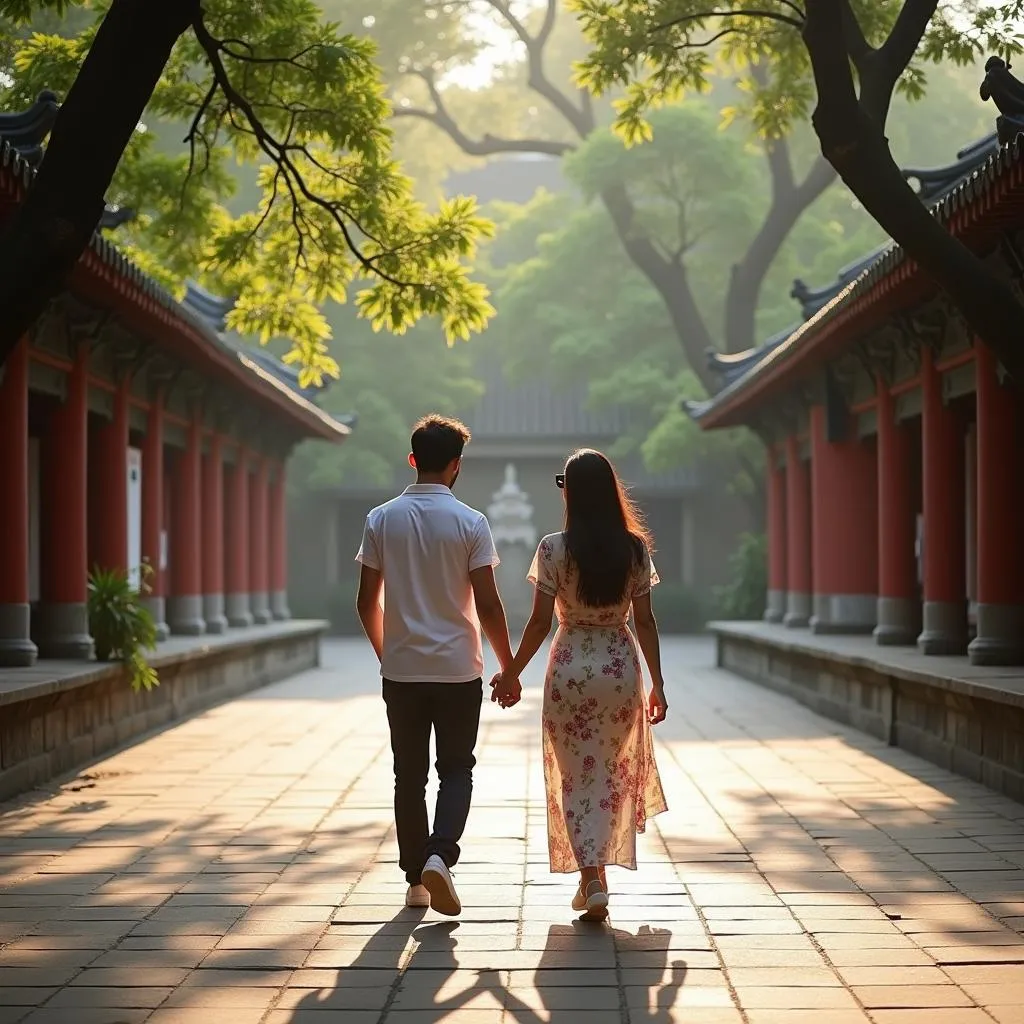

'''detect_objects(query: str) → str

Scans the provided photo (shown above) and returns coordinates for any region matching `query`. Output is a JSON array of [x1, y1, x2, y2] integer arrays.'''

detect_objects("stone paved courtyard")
[[1, 637, 1023, 1024]]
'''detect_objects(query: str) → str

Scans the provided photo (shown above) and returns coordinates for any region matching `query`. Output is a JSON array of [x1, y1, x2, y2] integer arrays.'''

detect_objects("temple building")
[[291, 348, 748, 631], [691, 62, 1024, 798], [0, 93, 351, 668]]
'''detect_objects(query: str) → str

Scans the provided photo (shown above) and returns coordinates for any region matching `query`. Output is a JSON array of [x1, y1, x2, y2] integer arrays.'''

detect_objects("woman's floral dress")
[[528, 532, 668, 873]]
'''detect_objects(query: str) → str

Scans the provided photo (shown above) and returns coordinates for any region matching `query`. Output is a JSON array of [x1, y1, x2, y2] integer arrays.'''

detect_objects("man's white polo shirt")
[[355, 484, 500, 683]]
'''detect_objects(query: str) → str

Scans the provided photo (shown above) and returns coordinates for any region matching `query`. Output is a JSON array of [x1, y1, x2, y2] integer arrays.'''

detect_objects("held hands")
[[490, 671, 522, 709], [648, 683, 668, 725]]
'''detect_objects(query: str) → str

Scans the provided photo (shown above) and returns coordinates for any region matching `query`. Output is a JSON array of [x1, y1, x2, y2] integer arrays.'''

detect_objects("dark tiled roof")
[[705, 323, 797, 388], [0, 96, 351, 441], [696, 99, 1022, 419], [468, 353, 629, 440], [903, 132, 1000, 203], [692, 134, 1024, 428], [790, 246, 890, 321], [0, 90, 58, 166]]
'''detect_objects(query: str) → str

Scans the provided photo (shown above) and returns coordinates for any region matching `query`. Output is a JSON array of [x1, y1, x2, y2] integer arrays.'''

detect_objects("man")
[[355, 415, 518, 916]]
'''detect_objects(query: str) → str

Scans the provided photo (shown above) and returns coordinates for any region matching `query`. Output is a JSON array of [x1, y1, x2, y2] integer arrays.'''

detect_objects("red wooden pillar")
[[918, 349, 967, 655], [201, 435, 228, 634], [783, 435, 812, 628], [269, 460, 291, 621], [809, 405, 878, 633], [0, 339, 38, 665], [141, 392, 168, 639], [89, 376, 130, 574], [969, 343, 1024, 664], [764, 446, 787, 623], [224, 448, 253, 627], [249, 456, 272, 625], [37, 344, 93, 659], [167, 415, 205, 635], [874, 380, 919, 645]]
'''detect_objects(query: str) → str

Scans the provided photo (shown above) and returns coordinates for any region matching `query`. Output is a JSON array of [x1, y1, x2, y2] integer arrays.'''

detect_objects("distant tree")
[[0, 0, 494, 381], [482, 106, 885, 513], [355, 0, 838, 391], [573, 0, 1024, 382]]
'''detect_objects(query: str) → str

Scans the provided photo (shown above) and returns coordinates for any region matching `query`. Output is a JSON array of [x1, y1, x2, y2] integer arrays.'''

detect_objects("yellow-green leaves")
[[4, 0, 495, 378]]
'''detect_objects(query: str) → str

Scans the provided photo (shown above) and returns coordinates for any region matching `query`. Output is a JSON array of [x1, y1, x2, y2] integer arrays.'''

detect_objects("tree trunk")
[[802, 0, 1024, 387], [599, 184, 719, 393], [816, 115, 1024, 386], [0, 0, 199, 366], [725, 157, 836, 354]]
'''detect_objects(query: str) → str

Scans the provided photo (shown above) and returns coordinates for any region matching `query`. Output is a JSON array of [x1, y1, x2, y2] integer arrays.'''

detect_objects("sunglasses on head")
[[555, 473, 565, 489]]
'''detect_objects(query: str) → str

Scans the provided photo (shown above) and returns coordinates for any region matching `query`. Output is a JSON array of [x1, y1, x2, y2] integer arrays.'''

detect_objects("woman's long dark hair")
[[562, 448, 653, 607]]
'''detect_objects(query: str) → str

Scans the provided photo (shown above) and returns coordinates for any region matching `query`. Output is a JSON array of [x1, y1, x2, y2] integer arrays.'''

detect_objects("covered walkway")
[[0, 638, 1022, 1023]]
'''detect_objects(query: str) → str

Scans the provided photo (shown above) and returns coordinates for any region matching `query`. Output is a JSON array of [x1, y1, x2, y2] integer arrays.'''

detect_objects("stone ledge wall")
[[716, 632, 1024, 803], [0, 630, 322, 802]]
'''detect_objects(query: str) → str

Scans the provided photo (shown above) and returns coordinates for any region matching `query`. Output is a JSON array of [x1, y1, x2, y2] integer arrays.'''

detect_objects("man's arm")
[[470, 565, 513, 672], [356, 565, 384, 662]]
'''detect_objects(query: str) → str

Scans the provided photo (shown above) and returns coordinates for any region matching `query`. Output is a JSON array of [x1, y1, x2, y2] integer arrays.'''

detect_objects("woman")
[[493, 448, 668, 921]]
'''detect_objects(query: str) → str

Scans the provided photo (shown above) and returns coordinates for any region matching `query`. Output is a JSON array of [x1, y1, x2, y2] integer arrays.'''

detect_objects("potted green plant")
[[87, 561, 159, 691]]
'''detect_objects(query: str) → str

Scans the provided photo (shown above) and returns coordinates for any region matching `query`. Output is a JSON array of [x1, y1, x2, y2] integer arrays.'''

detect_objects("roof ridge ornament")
[[981, 56, 1024, 146]]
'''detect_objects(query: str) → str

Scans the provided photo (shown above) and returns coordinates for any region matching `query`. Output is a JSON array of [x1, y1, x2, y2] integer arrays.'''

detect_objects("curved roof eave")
[[694, 135, 1024, 430], [0, 139, 351, 443]]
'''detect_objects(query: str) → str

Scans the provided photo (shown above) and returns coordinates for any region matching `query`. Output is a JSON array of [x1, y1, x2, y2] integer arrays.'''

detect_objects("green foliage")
[[87, 562, 159, 692], [713, 532, 767, 621], [286, 303, 483, 490], [0, 0, 495, 383], [479, 103, 875, 483], [570, 0, 1024, 142]]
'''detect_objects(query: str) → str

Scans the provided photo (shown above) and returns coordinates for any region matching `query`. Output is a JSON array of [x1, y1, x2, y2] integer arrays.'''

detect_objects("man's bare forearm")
[[358, 604, 384, 662]]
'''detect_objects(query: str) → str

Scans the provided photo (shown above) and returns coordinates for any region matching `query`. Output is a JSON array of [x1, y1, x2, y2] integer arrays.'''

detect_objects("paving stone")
[[1, 639, 1023, 1021]]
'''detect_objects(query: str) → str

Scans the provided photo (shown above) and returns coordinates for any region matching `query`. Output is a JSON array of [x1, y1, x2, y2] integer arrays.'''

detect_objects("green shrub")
[[87, 563, 159, 691], [713, 532, 767, 620]]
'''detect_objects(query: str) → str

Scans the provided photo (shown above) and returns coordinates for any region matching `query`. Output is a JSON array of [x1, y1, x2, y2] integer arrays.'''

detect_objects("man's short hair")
[[411, 415, 471, 472]]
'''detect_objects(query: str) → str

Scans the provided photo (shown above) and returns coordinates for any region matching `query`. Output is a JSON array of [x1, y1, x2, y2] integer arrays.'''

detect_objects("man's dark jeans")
[[382, 678, 483, 886]]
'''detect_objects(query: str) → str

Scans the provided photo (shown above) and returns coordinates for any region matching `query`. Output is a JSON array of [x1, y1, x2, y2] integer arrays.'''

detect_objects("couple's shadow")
[[287, 910, 687, 1022]]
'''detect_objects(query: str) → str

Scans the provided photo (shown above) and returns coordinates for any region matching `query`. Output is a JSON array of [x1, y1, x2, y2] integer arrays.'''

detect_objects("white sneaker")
[[421, 854, 461, 916], [405, 884, 430, 908]]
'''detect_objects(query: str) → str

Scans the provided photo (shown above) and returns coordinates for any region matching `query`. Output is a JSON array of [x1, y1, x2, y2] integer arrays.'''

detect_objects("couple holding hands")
[[356, 415, 668, 923]]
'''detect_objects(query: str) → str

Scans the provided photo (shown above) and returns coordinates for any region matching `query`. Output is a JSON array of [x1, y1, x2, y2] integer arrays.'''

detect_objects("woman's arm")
[[493, 587, 555, 705], [510, 587, 556, 678], [632, 591, 668, 724]]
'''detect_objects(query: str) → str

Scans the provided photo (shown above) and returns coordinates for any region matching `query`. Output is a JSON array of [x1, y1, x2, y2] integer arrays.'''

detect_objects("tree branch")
[[393, 69, 574, 156], [839, 0, 873, 69], [879, 0, 938, 81], [191, 14, 414, 288], [600, 183, 718, 392], [655, 9, 805, 33]]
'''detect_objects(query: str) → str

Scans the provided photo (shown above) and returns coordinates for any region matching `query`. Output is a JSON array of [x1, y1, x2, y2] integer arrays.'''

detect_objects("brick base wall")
[[717, 632, 1024, 803]]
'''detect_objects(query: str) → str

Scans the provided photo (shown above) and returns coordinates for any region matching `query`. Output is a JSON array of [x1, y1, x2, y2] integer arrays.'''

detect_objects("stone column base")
[[167, 594, 206, 636], [226, 593, 253, 628], [270, 591, 291, 621], [764, 590, 785, 624], [250, 592, 272, 625], [203, 594, 228, 635], [784, 591, 811, 629], [34, 602, 93, 660], [968, 603, 1024, 666], [917, 600, 968, 656], [142, 595, 169, 642], [810, 594, 876, 635], [0, 604, 37, 666], [873, 596, 919, 646]]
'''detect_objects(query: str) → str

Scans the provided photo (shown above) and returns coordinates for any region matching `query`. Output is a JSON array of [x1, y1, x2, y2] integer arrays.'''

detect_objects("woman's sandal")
[[572, 879, 609, 922]]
